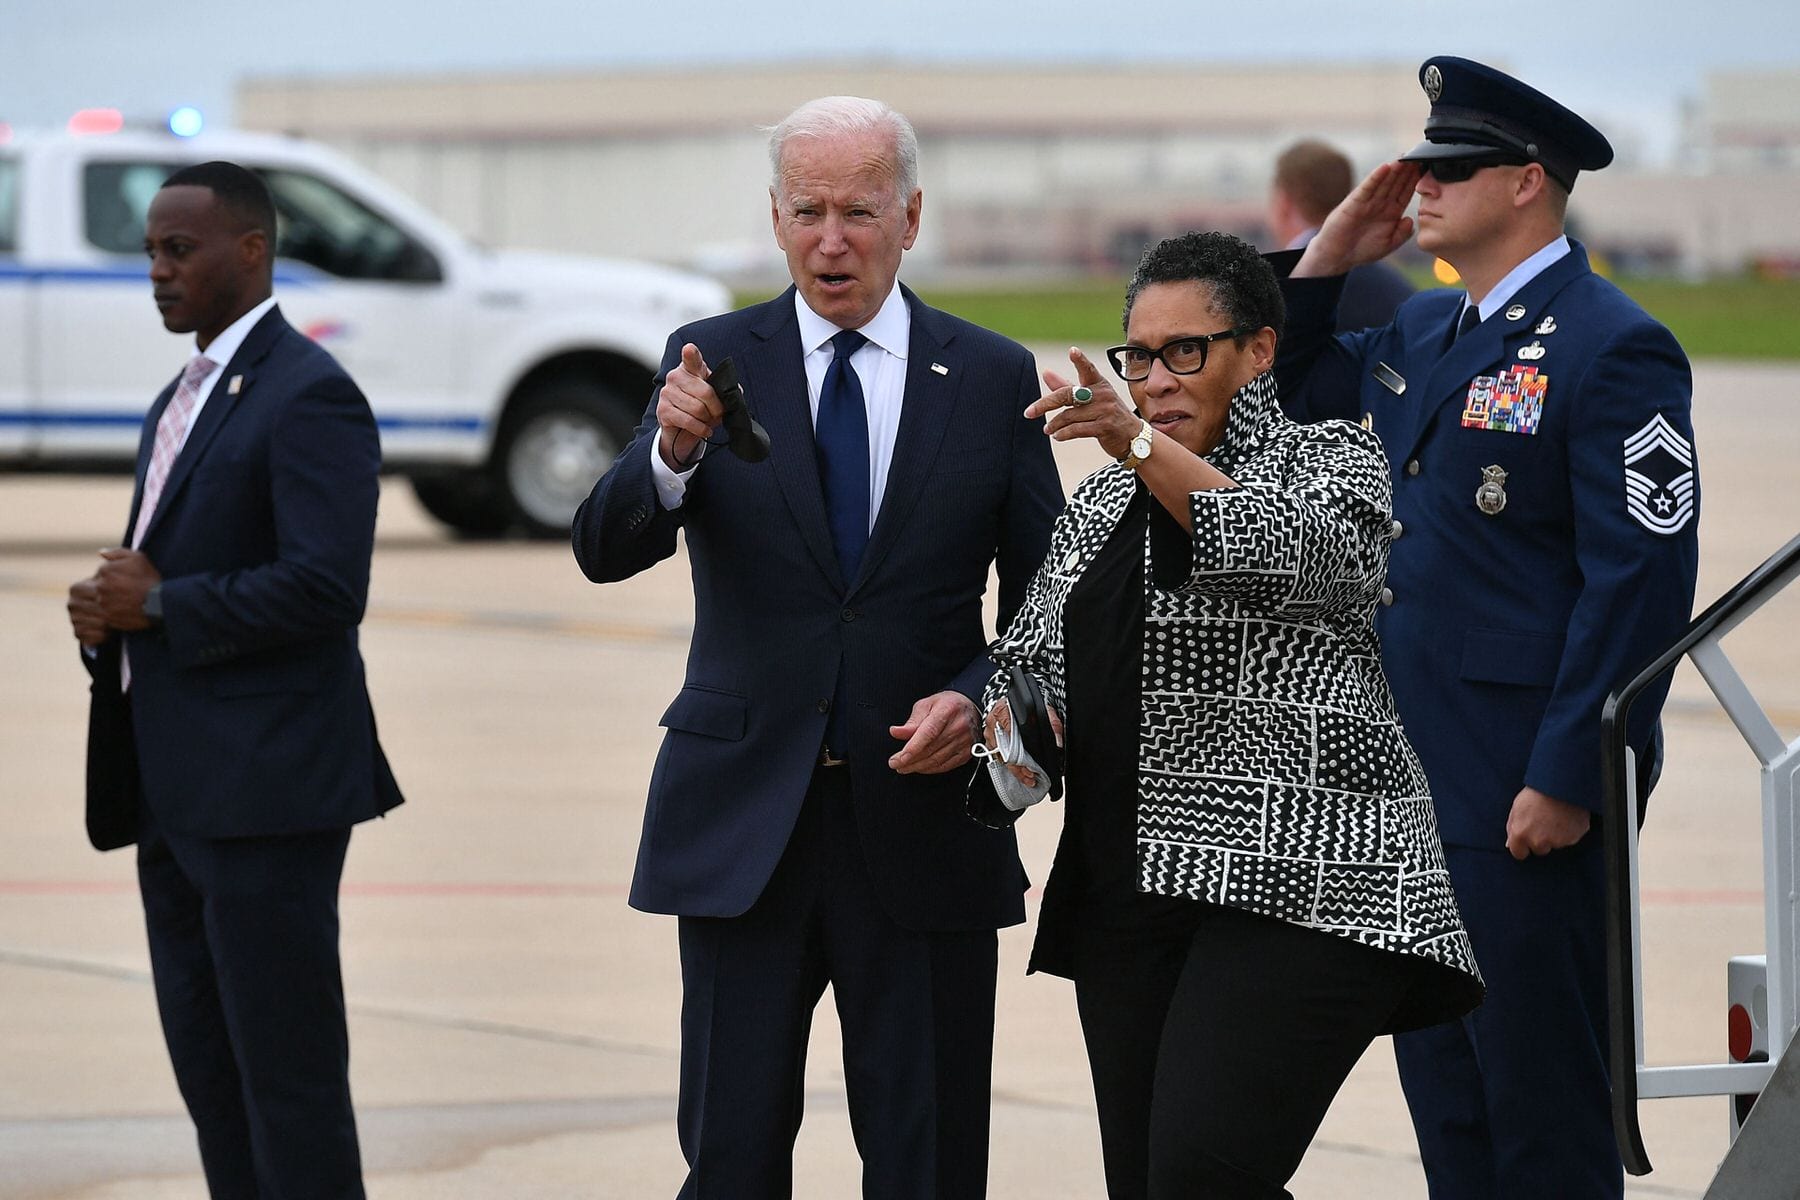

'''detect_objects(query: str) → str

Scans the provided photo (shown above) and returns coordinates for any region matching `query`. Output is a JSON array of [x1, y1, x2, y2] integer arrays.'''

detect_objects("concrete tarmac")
[[2, 359, 1796, 1198]]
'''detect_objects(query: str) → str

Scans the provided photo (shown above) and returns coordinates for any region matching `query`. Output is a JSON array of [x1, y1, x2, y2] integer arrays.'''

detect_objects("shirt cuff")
[[648, 435, 703, 510]]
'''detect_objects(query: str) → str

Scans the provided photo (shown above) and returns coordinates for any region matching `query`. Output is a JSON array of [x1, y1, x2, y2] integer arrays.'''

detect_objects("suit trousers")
[[1393, 836, 1621, 1200], [136, 801, 362, 1200], [1072, 902, 1420, 1200], [675, 765, 999, 1200]]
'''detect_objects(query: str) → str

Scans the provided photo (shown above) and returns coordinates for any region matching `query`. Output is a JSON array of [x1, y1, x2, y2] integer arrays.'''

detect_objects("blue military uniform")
[[1274, 56, 1700, 1199]]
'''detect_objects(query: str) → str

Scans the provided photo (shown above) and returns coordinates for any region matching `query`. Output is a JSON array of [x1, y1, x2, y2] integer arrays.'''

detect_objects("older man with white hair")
[[573, 96, 1062, 1198]]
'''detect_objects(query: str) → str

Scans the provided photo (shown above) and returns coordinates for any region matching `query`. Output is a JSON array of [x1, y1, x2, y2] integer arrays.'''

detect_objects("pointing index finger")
[[1069, 346, 1103, 386]]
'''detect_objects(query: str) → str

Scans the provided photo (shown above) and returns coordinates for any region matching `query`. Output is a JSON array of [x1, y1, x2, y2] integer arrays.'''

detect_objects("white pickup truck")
[[0, 126, 730, 535]]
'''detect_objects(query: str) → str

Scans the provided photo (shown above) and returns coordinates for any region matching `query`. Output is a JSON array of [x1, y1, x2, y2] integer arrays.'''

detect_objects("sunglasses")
[[1105, 329, 1253, 382], [1421, 156, 1531, 184]]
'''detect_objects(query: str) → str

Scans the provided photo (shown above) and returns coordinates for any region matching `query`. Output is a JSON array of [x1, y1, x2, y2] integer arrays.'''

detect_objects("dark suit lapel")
[[1407, 244, 1592, 457], [854, 286, 958, 593], [138, 307, 286, 546], [740, 290, 845, 589]]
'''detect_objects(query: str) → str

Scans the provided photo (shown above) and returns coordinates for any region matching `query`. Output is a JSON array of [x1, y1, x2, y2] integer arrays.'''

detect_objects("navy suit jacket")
[[1336, 260, 1415, 333], [1273, 243, 1699, 848], [572, 285, 1063, 932], [84, 307, 403, 849]]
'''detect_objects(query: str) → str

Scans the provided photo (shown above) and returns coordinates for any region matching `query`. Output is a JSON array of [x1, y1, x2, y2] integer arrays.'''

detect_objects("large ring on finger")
[[1071, 386, 1094, 406]]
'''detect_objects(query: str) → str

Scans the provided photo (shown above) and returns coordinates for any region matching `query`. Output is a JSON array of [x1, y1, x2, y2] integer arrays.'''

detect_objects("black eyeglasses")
[[1106, 329, 1251, 381], [1422, 156, 1530, 185]]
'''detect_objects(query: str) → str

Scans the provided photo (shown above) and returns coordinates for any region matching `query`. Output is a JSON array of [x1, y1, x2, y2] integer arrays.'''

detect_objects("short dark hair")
[[1122, 231, 1284, 342], [1273, 140, 1354, 226], [161, 161, 277, 244]]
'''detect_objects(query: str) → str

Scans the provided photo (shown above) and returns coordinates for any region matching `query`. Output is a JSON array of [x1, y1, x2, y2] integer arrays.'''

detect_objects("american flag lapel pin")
[[930, 363, 949, 376]]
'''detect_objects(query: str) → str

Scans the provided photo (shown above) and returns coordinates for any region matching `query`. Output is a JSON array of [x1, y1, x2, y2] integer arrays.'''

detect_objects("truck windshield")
[[0, 158, 19, 254], [82, 160, 441, 283]]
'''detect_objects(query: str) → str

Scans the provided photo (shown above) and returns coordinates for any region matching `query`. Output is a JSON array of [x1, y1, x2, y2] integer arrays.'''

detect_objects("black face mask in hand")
[[708, 358, 770, 463]]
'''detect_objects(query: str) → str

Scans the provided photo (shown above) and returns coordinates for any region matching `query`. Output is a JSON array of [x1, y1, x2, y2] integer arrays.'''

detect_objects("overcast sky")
[[9, 1, 1799, 164]]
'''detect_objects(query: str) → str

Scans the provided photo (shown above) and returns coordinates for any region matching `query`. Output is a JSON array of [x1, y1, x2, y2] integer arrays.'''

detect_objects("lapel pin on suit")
[[228, 375, 244, 395], [930, 362, 949, 376]]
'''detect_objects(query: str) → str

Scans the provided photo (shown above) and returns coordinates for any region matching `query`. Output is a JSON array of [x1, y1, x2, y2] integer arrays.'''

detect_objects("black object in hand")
[[709, 358, 770, 463]]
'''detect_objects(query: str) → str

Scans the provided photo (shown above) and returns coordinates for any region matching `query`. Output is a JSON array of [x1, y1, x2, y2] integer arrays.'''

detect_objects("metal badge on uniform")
[[1461, 365, 1547, 434], [1516, 341, 1546, 361], [1372, 361, 1406, 395], [1424, 65, 1444, 101], [1504, 304, 1527, 322], [228, 375, 243, 395], [1475, 465, 1508, 515], [1535, 315, 1557, 335]]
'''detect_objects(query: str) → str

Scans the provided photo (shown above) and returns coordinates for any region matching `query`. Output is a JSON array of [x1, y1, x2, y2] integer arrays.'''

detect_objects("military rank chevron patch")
[[1623, 413, 1695, 535]]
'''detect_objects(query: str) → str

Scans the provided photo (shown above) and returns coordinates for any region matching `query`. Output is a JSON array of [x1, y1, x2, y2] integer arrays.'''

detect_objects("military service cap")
[[1400, 56, 1614, 191]]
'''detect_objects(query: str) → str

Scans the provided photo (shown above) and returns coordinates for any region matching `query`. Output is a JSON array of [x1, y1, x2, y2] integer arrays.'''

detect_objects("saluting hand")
[[1029, 348, 1137, 459], [656, 343, 724, 471], [1295, 160, 1423, 278]]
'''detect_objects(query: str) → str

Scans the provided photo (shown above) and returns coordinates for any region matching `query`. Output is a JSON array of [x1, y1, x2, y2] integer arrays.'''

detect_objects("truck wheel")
[[409, 471, 514, 538], [497, 379, 637, 538]]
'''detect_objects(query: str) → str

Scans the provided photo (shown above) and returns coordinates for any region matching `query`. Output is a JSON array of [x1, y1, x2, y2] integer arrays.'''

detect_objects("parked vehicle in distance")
[[0, 121, 730, 535]]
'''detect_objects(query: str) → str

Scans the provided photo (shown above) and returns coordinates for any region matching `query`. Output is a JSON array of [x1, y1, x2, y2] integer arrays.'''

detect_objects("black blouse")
[[1031, 484, 1198, 975]]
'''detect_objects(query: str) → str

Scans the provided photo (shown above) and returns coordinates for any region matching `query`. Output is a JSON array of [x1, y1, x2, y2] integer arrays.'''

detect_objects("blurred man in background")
[[1267, 139, 1414, 332]]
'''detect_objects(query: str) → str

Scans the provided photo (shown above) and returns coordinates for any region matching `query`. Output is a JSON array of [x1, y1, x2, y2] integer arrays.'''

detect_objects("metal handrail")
[[1603, 532, 1800, 1175]]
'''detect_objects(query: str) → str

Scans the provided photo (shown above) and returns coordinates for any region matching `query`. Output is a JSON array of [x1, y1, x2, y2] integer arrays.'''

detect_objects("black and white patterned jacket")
[[987, 369, 1481, 990]]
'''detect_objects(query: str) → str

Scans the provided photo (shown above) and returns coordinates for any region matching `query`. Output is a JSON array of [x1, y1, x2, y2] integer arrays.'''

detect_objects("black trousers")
[[136, 803, 362, 1200], [675, 766, 999, 1200], [1072, 902, 1419, 1200]]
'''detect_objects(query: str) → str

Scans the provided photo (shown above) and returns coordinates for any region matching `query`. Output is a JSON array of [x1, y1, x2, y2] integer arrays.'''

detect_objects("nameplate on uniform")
[[1460, 365, 1547, 434], [1372, 362, 1406, 395]]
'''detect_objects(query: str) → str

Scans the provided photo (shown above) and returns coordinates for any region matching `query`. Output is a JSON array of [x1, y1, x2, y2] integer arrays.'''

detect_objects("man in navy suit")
[[1266, 139, 1414, 332], [1272, 59, 1699, 1198], [66, 161, 401, 1200], [573, 96, 1061, 1198]]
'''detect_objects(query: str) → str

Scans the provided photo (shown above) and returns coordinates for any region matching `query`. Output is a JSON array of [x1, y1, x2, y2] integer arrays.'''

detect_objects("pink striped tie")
[[121, 354, 213, 692], [131, 355, 215, 548]]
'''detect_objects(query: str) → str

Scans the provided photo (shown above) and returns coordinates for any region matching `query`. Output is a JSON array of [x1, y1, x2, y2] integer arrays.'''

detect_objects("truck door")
[[257, 167, 465, 466], [0, 155, 33, 458], [35, 159, 465, 466]]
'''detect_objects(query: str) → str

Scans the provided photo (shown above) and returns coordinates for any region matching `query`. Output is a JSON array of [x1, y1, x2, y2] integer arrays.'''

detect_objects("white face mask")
[[972, 715, 1050, 813]]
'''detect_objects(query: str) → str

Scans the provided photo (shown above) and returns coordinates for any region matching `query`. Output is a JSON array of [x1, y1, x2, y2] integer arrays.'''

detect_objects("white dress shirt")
[[1459, 235, 1571, 327], [650, 285, 912, 524]]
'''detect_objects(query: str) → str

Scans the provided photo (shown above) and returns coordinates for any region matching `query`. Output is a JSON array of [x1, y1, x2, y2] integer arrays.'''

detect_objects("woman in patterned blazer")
[[980, 232, 1482, 1200]]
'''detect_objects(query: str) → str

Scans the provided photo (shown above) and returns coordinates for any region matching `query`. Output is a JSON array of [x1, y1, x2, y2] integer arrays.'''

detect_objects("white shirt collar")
[[794, 285, 911, 360], [191, 295, 278, 370], [1469, 235, 1571, 323]]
